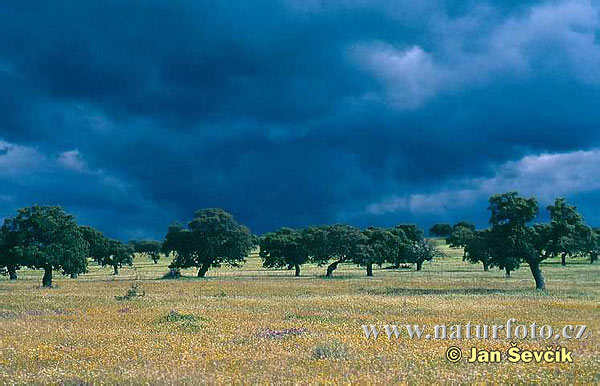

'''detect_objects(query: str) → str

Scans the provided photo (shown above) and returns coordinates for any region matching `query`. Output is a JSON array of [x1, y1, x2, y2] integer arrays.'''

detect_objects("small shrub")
[[312, 340, 350, 360], [161, 310, 204, 331], [165, 310, 196, 323], [115, 282, 145, 301]]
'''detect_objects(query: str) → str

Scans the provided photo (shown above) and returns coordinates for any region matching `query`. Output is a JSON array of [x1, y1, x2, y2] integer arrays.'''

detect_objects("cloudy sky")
[[1, 0, 600, 240]]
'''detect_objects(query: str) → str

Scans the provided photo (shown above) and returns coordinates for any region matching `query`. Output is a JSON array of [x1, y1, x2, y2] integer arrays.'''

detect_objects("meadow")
[[0, 242, 598, 384]]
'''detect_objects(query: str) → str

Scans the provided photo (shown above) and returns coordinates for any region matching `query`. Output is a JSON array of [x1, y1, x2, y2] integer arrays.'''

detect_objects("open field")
[[0, 244, 598, 384]]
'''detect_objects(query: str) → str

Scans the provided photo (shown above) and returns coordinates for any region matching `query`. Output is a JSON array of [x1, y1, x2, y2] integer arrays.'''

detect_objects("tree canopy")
[[544, 198, 594, 266], [453, 221, 476, 232], [0, 221, 22, 280], [358, 227, 404, 276], [131, 240, 162, 264], [260, 227, 309, 276], [2, 205, 89, 287], [429, 223, 453, 237], [162, 209, 253, 277], [463, 229, 492, 271], [486, 192, 538, 280], [446, 226, 475, 257]]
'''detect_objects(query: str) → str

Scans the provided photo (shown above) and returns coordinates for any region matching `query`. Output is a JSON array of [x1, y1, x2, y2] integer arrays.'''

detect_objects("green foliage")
[[115, 282, 145, 300], [453, 221, 476, 232], [310, 224, 367, 277], [404, 239, 442, 271], [429, 223, 452, 237], [80, 226, 133, 274], [487, 193, 538, 275], [260, 227, 308, 276], [162, 209, 253, 277], [446, 226, 475, 251], [393, 224, 424, 242], [80, 226, 109, 262], [463, 229, 493, 271], [312, 340, 350, 360], [161, 310, 205, 331], [301, 226, 330, 264], [358, 227, 404, 276], [2, 205, 88, 287], [543, 198, 594, 265], [104, 240, 134, 275], [588, 228, 600, 264], [488, 192, 538, 227], [0, 221, 21, 279], [130, 240, 162, 263]]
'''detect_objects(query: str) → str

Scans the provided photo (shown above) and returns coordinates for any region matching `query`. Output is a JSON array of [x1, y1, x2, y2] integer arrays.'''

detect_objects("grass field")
[[0, 243, 598, 384]]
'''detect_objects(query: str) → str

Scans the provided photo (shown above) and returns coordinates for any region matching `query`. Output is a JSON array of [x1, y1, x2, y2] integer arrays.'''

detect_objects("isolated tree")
[[545, 198, 593, 266], [429, 223, 453, 237], [260, 227, 308, 276], [4, 205, 88, 287], [486, 192, 547, 288], [453, 221, 476, 232], [358, 227, 403, 276], [162, 209, 253, 277], [463, 229, 493, 271], [446, 225, 475, 258], [103, 239, 134, 275], [131, 240, 162, 264]]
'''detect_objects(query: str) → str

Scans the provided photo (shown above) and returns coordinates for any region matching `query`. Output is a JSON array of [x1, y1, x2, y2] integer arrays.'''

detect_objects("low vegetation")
[[0, 251, 597, 383], [0, 191, 598, 382]]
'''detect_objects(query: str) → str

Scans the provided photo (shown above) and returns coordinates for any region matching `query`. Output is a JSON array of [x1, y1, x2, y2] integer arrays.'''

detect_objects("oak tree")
[[162, 209, 253, 277], [4, 205, 88, 287], [260, 227, 309, 276]]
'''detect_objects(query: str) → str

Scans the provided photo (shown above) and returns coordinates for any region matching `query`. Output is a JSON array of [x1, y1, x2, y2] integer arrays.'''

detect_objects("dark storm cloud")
[[1, 0, 600, 239]]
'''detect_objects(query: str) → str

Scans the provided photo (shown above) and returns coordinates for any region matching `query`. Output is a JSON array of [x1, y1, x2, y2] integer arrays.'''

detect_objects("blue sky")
[[1, 0, 600, 240]]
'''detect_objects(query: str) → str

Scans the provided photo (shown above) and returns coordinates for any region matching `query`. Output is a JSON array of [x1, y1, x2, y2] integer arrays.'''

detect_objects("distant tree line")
[[259, 224, 439, 277], [0, 206, 135, 286], [0, 192, 598, 289], [443, 193, 599, 290]]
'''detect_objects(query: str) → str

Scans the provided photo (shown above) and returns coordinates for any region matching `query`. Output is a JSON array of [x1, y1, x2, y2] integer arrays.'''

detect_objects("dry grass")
[[0, 243, 598, 384]]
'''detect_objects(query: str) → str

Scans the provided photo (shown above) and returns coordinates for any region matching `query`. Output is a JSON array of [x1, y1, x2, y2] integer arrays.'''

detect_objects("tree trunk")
[[42, 265, 53, 287], [70, 272, 78, 279], [113, 265, 119, 275], [326, 259, 343, 278], [529, 260, 545, 290], [561, 252, 566, 266], [482, 261, 489, 272], [8, 266, 17, 280], [366, 263, 373, 277], [294, 264, 300, 277], [197, 263, 211, 277], [504, 267, 511, 278], [416, 260, 423, 271]]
